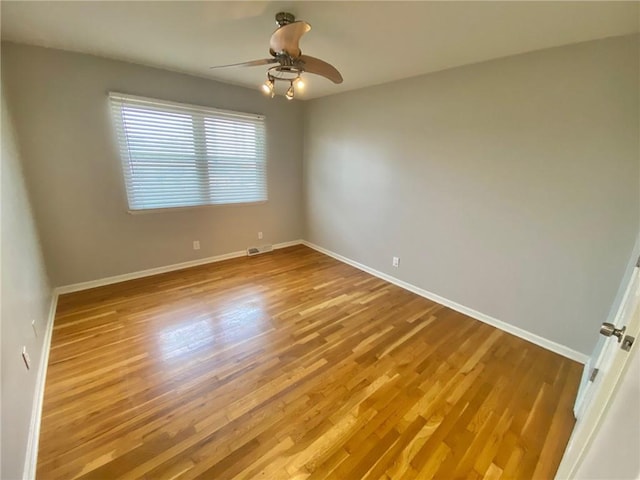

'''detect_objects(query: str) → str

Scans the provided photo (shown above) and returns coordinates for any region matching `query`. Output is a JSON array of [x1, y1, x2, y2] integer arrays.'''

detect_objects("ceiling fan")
[[210, 12, 343, 100]]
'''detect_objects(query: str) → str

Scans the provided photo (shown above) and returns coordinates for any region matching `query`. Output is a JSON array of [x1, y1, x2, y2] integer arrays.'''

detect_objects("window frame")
[[108, 92, 268, 214]]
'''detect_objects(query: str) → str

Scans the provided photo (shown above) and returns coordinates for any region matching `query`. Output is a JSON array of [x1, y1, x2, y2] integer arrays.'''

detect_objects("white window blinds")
[[109, 93, 266, 211]]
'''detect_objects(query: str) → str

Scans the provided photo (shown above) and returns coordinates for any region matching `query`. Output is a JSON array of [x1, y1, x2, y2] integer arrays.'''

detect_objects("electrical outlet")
[[22, 346, 31, 370], [258, 231, 263, 240], [193, 240, 200, 250], [392, 256, 400, 268], [32, 320, 37, 338]]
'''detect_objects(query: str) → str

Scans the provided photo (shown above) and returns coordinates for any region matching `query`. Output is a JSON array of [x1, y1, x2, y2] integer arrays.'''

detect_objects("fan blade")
[[269, 21, 311, 58], [299, 55, 343, 84], [210, 58, 277, 69]]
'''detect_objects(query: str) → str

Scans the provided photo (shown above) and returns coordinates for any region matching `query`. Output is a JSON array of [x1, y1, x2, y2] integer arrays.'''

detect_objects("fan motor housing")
[[275, 12, 295, 27]]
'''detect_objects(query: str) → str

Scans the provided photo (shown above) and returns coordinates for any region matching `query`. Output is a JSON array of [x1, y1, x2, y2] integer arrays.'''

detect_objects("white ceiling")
[[1, 1, 638, 100]]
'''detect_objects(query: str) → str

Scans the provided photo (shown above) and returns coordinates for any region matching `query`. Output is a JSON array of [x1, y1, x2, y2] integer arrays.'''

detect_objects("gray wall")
[[1, 78, 53, 479], [1, 42, 305, 286], [304, 35, 640, 355]]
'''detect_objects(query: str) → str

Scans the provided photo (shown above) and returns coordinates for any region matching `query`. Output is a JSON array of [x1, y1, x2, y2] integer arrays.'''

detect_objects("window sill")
[[127, 200, 268, 215]]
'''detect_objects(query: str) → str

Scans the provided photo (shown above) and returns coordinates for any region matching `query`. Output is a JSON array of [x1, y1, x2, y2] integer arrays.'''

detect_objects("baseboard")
[[270, 240, 303, 249], [56, 240, 303, 294], [301, 240, 589, 364], [23, 290, 58, 480]]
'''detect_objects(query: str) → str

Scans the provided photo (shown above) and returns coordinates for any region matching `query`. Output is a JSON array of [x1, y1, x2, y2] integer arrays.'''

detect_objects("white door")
[[573, 251, 639, 419], [555, 261, 640, 478], [572, 336, 640, 479]]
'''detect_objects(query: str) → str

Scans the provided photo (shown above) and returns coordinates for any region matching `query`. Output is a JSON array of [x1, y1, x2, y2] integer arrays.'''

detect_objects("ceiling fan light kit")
[[210, 12, 343, 100], [263, 65, 305, 100]]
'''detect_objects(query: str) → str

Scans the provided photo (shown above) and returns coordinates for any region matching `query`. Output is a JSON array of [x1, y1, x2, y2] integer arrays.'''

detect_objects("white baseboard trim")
[[53, 237, 588, 362], [56, 240, 303, 295], [270, 240, 303, 250], [301, 240, 589, 364], [23, 291, 58, 480]]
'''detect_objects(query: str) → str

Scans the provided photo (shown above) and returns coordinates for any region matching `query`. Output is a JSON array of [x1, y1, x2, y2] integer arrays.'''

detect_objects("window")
[[109, 93, 266, 211]]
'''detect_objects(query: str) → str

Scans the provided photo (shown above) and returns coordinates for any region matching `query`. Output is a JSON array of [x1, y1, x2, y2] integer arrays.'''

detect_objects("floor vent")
[[247, 244, 273, 256]]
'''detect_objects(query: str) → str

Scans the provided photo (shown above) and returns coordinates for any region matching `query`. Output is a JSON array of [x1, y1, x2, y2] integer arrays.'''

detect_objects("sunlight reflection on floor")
[[157, 291, 268, 361]]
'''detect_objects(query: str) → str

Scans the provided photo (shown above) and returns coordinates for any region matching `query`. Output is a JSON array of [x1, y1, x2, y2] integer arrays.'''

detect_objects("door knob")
[[600, 322, 626, 343]]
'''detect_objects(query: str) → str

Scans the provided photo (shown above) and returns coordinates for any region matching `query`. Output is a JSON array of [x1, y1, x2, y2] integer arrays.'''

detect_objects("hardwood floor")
[[37, 245, 581, 479]]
